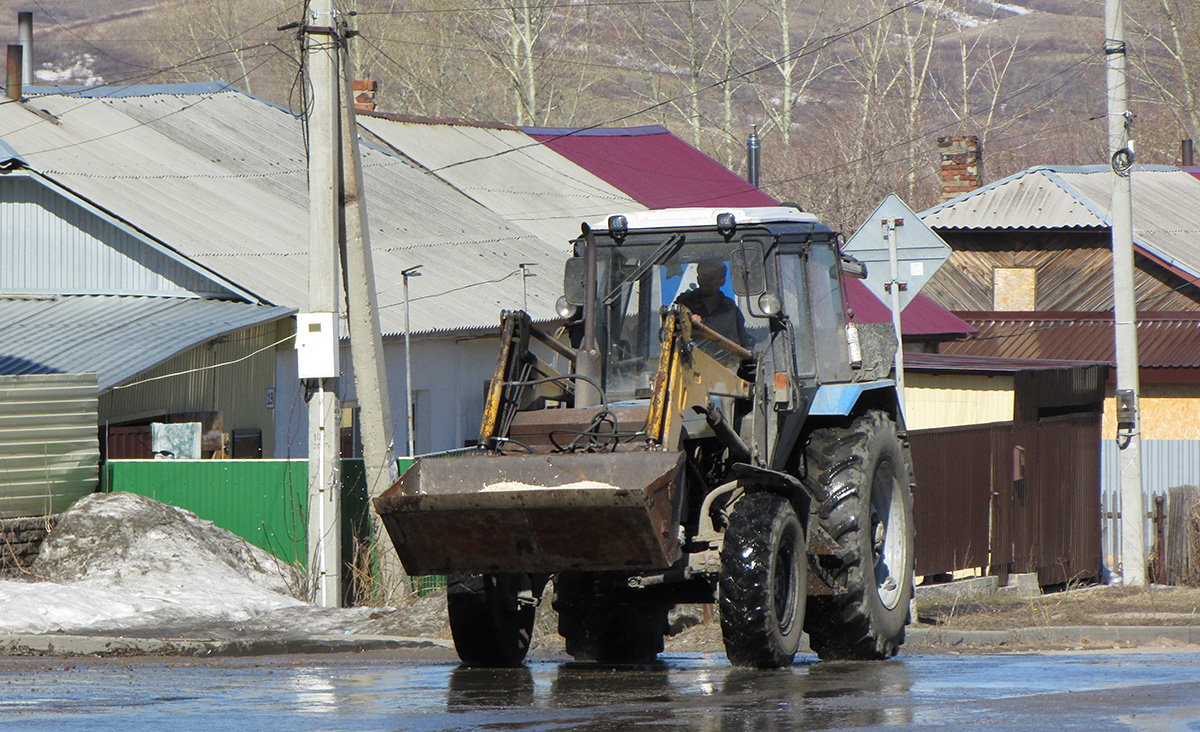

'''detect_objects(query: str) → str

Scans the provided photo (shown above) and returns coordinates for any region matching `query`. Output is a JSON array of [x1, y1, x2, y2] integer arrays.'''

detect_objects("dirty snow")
[[0, 493, 430, 639]]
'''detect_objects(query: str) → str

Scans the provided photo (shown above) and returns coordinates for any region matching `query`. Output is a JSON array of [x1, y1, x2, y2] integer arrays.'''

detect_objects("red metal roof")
[[524, 125, 776, 208], [905, 351, 1106, 373], [845, 280, 975, 336], [525, 124, 973, 338], [943, 311, 1200, 368]]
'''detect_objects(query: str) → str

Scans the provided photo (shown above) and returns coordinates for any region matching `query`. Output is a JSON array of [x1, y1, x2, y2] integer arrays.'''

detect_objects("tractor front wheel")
[[718, 492, 807, 668], [447, 573, 537, 667]]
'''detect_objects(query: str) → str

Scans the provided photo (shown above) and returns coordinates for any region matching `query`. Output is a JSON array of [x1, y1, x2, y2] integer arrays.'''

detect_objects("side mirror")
[[840, 253, 868, 280], [563, 257, 586, 305], [731, 242, 766, 296]]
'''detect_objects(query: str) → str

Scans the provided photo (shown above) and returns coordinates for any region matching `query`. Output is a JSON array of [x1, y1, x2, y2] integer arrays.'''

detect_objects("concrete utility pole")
[[1105, 0, 1146, 586], [338, 29, 403, 597], [304, 0, 343, 608]]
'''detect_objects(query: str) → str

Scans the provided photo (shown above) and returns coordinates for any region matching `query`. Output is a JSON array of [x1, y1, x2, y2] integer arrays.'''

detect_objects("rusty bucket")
[[373, 451, 685, 575]]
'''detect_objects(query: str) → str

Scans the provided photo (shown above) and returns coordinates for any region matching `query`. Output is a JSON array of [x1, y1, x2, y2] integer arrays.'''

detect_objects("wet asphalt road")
[[3, 650, 1200, 731]]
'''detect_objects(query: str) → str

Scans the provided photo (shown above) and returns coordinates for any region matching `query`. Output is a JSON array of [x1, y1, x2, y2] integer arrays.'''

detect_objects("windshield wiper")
[[603, 233, 685, 305]]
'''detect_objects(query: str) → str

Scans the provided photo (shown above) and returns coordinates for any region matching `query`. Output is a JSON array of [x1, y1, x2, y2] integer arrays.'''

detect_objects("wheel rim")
[[773, 525, 800, 635], [871, 459, 908, 610]]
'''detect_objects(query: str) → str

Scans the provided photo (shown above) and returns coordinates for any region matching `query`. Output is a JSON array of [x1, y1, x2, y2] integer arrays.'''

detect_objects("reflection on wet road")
[[4, 651, 1200, 730]]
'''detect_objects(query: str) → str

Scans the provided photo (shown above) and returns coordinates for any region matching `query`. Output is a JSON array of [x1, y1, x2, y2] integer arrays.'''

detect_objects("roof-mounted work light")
[[607, 214, 628, 240], [716, 212, 737, 239]]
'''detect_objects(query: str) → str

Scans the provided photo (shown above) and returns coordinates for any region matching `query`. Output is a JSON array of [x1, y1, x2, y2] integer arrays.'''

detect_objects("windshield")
[[598, 240, 767, 401]]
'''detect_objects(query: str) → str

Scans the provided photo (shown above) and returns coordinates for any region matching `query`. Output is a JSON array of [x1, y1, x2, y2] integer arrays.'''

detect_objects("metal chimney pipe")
[[6, 44, 21, 101], [17, 12, 32, 88], [747, 125, 761, 188], [1183, 139, 1195, 167]]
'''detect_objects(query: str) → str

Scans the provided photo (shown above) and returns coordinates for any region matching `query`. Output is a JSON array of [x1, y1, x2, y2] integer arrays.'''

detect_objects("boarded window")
[[993, 268, 1036, 310]]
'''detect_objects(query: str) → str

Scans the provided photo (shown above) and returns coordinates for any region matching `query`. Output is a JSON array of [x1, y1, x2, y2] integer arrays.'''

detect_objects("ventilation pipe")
[[6, 44, 21, 101], [747, 125, 761, 189], [1183, 139, 1195, 167], [17, 11, 31, 88]]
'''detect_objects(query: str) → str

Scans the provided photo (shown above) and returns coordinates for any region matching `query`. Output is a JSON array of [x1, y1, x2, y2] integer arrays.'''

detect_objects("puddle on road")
[[2, 652, 1200, 730]]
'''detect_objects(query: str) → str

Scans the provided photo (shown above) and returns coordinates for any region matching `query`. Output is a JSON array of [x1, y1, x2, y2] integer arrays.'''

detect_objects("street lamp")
[[518, 262, 535, 313], [402, 264, 423, 457]]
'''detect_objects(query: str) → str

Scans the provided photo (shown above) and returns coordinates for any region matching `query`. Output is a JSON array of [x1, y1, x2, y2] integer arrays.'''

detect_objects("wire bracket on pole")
[[1103, 39, 1127, 55]]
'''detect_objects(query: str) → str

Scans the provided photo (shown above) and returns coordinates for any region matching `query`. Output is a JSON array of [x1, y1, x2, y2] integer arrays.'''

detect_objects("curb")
[[908, 625, 1200, 647], [0, 633, 453, 658]]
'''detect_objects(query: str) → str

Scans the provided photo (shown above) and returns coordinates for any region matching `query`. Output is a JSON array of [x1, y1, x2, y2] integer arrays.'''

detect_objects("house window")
[[993, 268, 1036, 311]]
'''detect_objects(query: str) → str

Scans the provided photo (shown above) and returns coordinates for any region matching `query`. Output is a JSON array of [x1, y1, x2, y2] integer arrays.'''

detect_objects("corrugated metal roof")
[[525, 125, 777, 209], [905, 351, 1106, 373], [941, 311, 1200, 369], [356, 115, 644, 246], [921, 165, 1200, 281], [0, 295, 294, 390], [844, 280, 974, 336], [0, 89, 568, 337]]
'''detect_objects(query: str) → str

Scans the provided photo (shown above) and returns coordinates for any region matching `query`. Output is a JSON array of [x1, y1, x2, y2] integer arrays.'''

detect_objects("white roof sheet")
[[921, 165, 1200, 280], [0, 86, 574, 336], [356, 115, 643, 245]]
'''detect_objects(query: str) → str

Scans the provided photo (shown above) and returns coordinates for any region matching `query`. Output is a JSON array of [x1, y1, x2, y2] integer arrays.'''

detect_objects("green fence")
[[103, 457, 416, 568]]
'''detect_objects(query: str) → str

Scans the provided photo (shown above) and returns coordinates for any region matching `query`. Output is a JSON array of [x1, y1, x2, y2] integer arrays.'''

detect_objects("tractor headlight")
[[556, 296, 578, 318], [759, 292, 783, 317]]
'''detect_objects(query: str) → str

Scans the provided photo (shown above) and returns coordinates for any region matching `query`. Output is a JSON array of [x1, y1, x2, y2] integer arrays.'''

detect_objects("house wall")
[[101, 320, 286, 456], [903, 372, 1015, 430], [924, 230, 1200, 312], [0, 173, 235, 298], [1101, 384, 1200, 440], [0, 373, 99, 519], [275, 332, 501, 459]]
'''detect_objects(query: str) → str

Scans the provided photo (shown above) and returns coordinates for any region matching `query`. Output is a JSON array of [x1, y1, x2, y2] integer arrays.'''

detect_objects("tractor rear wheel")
[[718, 492, 807, 668], [553, 572, 671, 664], [447, 573, 536, 667], [804, 410, 914, 660]]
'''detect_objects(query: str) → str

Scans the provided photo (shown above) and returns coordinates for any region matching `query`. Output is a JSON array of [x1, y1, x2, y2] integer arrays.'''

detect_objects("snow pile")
[[0, 492, 305, 635]]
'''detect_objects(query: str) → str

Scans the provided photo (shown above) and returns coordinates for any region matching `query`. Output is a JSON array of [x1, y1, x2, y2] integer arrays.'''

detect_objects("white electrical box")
[[296, 312, 340, 379]]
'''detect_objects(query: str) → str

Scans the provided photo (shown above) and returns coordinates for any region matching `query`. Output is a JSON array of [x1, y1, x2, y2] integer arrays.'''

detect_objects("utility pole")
[[303, 0, 343, 608], [337, 20, 403, 598], [1105, 0, 1146, 586]]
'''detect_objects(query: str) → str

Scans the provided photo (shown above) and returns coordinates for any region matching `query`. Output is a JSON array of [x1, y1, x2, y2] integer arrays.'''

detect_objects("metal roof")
[[905, 351, 1106, 374], [525, 125, 778, 209], [0, 295, 294, 390], [0, 88, 568, 337], [846, 282, 975, 336], [921, 165, 1200, 281], [940, 311, 1200, 369], [357, 113, 643, 246]]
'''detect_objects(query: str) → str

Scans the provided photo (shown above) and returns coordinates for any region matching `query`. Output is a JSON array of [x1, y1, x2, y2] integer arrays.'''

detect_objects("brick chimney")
[[938, 135, 982, 202], [352, 80, 377, 112]]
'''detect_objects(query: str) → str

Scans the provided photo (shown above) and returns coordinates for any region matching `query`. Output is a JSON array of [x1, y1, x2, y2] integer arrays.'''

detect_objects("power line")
[[422, 0, 927, 174]]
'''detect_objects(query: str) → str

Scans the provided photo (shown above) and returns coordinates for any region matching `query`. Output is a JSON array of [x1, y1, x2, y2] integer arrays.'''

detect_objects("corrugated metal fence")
[[0, 373, 99, 519], [103, 457, 416, 567], [1100, 439, 1200, 579], [910, 413, 1103, 585]]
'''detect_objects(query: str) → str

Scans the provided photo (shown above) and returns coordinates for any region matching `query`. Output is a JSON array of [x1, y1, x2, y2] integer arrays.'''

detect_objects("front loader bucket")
[[373, 451, 685, 575]]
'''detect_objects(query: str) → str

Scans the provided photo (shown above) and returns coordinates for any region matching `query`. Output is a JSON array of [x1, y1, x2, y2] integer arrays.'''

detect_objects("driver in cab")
[[674, 261, 752, 350]]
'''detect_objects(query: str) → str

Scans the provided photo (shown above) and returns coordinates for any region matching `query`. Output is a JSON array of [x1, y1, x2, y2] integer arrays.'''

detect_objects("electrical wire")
[[109, 332, 296, 391]]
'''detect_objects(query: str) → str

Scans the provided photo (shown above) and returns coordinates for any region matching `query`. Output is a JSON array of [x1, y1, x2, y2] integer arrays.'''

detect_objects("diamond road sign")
[[842, 194, 951, 310]]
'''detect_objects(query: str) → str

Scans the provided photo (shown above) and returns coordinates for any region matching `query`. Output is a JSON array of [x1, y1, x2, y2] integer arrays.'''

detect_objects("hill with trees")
[[0, 0, 1194, 230]]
